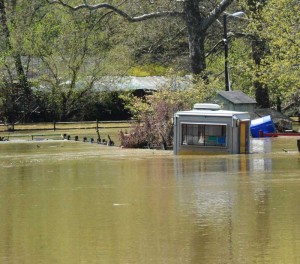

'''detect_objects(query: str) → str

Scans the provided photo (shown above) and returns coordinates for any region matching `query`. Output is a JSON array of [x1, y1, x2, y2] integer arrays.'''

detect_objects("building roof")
[[93, 76, 192, 92], [217, 91, 257, 105], [94, 76, 166, 91]]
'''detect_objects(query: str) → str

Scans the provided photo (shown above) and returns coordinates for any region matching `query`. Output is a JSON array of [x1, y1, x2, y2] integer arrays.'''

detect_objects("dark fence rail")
[[0, 120, 136, 144], [0, 120, 136, 132]]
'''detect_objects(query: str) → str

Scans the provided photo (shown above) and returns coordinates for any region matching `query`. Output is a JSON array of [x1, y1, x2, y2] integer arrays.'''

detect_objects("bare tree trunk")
[[0, 0, 32, 121], [184, 0, 206, 75], [254, 80, 270, 108], [0, 1, 9, 40], [248, 0, 271, 108], [14, 55, 31, 97], [252, 39, 270, 108]]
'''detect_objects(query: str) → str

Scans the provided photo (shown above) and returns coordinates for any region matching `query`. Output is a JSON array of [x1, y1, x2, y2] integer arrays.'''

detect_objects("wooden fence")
[[0, 120, 135, 143], [0, 120, 135, 132]]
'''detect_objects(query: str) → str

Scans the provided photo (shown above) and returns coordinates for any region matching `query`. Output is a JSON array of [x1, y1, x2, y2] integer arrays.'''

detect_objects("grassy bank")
[[0, 121, 134, 146]]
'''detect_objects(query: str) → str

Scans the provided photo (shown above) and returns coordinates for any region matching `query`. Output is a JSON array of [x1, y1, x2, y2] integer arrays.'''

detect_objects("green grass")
[[0, 121, 134, 146]]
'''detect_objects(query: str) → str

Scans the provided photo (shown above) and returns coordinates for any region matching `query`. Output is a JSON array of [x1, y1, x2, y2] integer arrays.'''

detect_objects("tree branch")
[[206, 31, 254, 58], [202, 0, 234, 31], [46, 0, 183, 21], [205, 39, 224, 58]]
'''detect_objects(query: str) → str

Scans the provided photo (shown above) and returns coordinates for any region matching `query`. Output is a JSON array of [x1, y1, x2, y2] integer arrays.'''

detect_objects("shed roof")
[[217, 91, 256, 105]]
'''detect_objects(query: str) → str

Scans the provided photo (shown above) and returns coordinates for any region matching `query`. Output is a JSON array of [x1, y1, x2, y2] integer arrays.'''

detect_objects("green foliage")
[[227, 38, 255, 95], [30, 4, 128, 119], [1, 0, 299, 123], [258, 0, 300, 101], [240, 0, 300, 108]]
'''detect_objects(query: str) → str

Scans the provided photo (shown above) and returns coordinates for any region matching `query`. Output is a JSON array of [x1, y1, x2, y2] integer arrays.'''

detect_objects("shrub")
[[119, 75, 218, 148]]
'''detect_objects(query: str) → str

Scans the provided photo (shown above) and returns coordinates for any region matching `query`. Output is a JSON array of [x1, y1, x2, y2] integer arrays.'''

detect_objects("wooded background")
[[0, 0, 299, 124]]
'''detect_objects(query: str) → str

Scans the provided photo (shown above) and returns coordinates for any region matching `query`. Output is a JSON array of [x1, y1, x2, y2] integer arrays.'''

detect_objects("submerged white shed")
[[173, 104, 251, 155]]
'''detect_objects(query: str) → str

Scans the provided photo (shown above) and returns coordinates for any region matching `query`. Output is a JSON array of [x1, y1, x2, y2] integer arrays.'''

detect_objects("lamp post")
[[223, 11, 246, 92], [223, 14, 230, 91]]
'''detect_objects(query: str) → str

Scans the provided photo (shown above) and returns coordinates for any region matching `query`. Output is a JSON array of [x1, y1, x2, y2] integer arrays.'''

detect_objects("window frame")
[[180, 122, 228, 147]]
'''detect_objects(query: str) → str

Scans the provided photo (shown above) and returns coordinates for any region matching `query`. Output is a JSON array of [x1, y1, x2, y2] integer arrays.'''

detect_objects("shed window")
[[181, 124, 226, 146]]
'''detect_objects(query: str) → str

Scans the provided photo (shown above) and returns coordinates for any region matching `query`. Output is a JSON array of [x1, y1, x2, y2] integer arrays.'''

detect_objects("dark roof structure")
[[217, 91, 257, 104]]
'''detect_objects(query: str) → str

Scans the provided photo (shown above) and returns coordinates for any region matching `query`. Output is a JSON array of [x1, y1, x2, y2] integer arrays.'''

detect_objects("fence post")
[[53, 121, 56, 131]]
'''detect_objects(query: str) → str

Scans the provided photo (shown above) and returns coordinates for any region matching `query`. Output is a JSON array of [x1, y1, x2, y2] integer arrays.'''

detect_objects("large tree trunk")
[[184, 0, 206, 75], [252, 38, 270, 108], [254, 80, 270, 108], [14, 55, 31, 97], [252, 40, 270, 108], [247, 0, 270, 108], [188, 31, 206, 75]]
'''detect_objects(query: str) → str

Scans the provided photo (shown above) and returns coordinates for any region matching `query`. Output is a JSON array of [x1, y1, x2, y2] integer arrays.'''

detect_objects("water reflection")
[[251, 138, 273, 153], [173, 138, 300, 263], [1, 139, 300, 263]]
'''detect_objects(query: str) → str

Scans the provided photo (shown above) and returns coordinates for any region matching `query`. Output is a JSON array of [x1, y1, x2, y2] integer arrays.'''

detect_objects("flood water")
[[1, 138, 300, 264]]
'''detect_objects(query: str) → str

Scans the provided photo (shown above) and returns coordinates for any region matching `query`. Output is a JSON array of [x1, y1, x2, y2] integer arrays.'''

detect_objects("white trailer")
[[173, 104, 251, 155]]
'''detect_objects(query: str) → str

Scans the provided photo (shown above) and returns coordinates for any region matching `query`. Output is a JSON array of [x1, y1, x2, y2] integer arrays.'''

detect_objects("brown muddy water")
[[0, 137, 300, 264]]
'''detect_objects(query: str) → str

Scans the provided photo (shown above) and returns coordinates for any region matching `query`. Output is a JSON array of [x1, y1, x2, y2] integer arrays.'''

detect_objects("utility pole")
[[223, 14, 230, 91], [223, 12, 246, 92]]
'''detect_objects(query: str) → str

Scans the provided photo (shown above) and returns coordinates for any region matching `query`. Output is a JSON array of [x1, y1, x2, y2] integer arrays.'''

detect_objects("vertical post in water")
[[53, 121, 56, 131]]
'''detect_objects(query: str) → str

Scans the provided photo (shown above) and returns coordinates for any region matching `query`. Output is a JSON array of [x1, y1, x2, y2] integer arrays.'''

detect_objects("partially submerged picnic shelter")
[[173, 103, 251, 155]]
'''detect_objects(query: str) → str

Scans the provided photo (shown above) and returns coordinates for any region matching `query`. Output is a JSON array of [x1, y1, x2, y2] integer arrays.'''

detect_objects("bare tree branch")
[[46, 0, 183, 21], [202, 0, 234, 31], [205, 39, 224, 58], [45, 0, 234, 75]]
